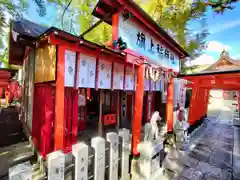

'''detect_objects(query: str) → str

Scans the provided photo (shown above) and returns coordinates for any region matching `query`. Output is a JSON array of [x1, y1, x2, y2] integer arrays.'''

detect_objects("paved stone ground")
[[184, 120, 233, 180], [0, 141, 33, 179], [163, 117, 236, 180], [162, 98, 240, 180]]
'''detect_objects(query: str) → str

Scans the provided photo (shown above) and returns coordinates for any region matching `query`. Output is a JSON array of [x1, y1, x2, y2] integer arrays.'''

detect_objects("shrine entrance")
[[180, 50, 240, 128]]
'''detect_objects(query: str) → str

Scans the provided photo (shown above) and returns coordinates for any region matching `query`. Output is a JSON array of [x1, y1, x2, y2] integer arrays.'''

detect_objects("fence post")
[[107, 132, 119, 180], [47, 151, 65, 180], [72, 142, 89, 180], [91, 136, 105, 180], [119, 129, 131, 180]]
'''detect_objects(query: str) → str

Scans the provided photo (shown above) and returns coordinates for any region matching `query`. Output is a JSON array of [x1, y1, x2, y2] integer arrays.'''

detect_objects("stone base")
[[131, 165, 164, 180]]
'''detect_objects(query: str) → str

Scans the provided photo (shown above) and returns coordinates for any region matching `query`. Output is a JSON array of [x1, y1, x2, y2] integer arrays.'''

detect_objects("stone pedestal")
[[174, 121, 189, 150], [131, 140, 164, 180], [9, 161, 32, 180]]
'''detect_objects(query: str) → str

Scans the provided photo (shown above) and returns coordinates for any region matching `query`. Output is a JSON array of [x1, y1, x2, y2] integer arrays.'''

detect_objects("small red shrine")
[[8, 0, 189, 157]]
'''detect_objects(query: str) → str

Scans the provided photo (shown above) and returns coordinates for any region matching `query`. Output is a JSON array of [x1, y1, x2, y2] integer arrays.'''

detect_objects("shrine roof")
[[9, 19, 125, 65], [179, 69, 240, 78], [92, 0, 189, 58], [179, 50, 240, 78], [201, 50, 240, 72]]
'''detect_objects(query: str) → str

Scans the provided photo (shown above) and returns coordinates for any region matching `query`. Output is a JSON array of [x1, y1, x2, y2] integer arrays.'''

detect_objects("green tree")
[[45, 0, 111, 44], [34, 0, 239, 47], [36, 0, 238, 74], [0, 0, 28, 67], [6, 0, 239, 71]]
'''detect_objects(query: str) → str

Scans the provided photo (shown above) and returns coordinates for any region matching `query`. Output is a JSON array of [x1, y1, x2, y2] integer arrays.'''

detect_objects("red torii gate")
[[180, 51, 240, 126]]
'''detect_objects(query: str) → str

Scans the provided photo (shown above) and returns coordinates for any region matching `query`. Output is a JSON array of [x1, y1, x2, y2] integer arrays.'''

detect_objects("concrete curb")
[[233, 126, 240, 179]]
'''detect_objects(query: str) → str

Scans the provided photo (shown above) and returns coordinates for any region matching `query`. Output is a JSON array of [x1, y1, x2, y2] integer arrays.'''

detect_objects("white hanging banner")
[[155, 80, 161, 91], [134, 69, 137, 91], [173, 79, 180, 107], [98, 59, 112, 89], [125, 66, 135, 90], [150, 80, 156, 91], [148, 93, 152, 119], [77, 54, 96, 88], [144, 78, 150, 91], [160, 74, 165, 92], [179, 79, 187, 108], [113, 62, 124, 90], [64, 50, 76, 87]]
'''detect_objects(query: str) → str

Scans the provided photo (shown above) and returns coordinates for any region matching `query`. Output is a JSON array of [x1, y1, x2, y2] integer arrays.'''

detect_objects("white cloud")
[[206, 41, 231, 53], [232, 54, 240, 60], [209, 19, 240, 34], [185, 54, 216, 67]]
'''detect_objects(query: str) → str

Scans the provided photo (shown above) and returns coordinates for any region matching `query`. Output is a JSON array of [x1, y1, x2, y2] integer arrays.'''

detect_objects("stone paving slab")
[[196, 162, 221, 176], [0, 141, 33, 178], [221, 169, 232, 180], [213, 141, 233, 152], [181, 168, 203, 180], [188, 149, 211, 162], [167, 116, 236, 180], [179, 156, 199, 168]]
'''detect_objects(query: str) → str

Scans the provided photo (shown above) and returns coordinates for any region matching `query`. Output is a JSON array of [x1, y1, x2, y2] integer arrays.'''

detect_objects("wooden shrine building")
[[180, 50, 240, 127], [8, 0, 189, 157]]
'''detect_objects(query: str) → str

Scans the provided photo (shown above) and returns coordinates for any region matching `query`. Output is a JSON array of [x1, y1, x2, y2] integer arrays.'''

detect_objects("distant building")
[[201, 50, 240, 100]]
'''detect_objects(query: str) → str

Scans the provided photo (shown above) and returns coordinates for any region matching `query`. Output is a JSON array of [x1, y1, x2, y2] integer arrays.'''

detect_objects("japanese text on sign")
[[118, 12, 180, 72]]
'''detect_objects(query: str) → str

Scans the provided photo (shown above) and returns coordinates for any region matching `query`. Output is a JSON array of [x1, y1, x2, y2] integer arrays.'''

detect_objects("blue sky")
[[187, 3, 240, 66], [24, 0, 240, 66]]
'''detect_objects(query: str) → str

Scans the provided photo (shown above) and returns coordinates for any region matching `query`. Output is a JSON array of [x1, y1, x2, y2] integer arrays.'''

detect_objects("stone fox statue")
[[144, 111, 162, 141]]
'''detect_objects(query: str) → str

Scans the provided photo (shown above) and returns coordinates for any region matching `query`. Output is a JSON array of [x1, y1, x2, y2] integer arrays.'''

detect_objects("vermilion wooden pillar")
[[131, 64, 144, 156], [144, 92, 149, 122], [201, 88, 206, 118], [202, 89, 208, 117], [199, 89, 205, 118], [188, 85, 198, 125], [54, 45, 65, 150], [237, 91, 240, 111], [166, 78, 174, 132], [194, 87, 201, 121], [204, 89, 210, 116], [112, 12, 120, 48], [197, 88, 203, 120]]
